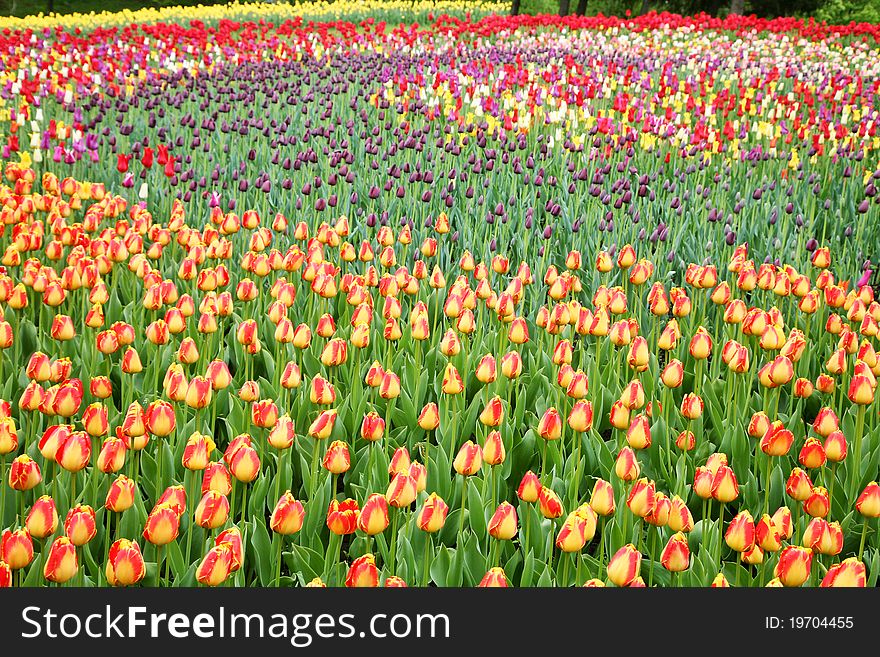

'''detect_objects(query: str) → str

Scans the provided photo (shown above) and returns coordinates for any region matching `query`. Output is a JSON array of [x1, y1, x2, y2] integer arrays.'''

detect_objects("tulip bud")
[[661, 532, 691, 572], [538, 486, 564, 519], [615, 446, 640, 482], [417, 493, 449, 533], [105, 475, 136, 513], [625, 414, 652, 450], [142, 504, 181, 546], [270, 492, 305, 535], [555, 511, 589, 553], [482, 431, 506, 466], [856, 482, 880, 518], [711, 465, 739, 503], [517, 471, 541, 503], [345, 554, 379, 588], [538, 407, 562, 441], [803, 486, 830, 518], [821, 557, 867, 588], [25, 494, 58, 540], [775, 545, 812, 587], [607, 544, 641, 587], [105, 539, 146, 587], [194, 491, 230, 530], [196, 543, 234, 587], [8, 455, 41, 491], [488, 502, 518, 541], [327, 499, 359, 535], [64, 504, 97, 546], [1, 528, 34, 570], [417, 403, 440, 430], [453, 441, 482, 476], [43, 536, 78, 584]]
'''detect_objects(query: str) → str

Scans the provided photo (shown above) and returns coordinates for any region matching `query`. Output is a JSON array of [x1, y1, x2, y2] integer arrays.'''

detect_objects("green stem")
[[851, 405, 866, 504], [310, 438, 321, 501], [422, 533, 433, 587], [275, 534, 284, 587], [458, 476, 468, 537], [858, 519, 869, 562], [388, 508, 400, 576]]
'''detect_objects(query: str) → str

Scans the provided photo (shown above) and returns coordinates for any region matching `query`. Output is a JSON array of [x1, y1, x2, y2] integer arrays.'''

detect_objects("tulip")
[[607, 544, 641, 587], [824, 430, 847, 463], [856, 482, 880, 517], [804, 486, 830, 518], [143, 504, 180, 546], [227, 442, 261, 483], [194, 491, 230, 530], [477, 567, 509, 587], [725, 511, 756, 553], [345, 554, 379, 587], [1, 528, 34, 570], [587, 478, 615, 517], [667, 495, 694, 532], [488, 502, 518, 541], [196, 543, 234, 587], [537, 407, 562, 441], [417, 493, 449, 534], [567, 400, 593, 432], [357, 494, 390, 536], [104, 539, 146, 587], [43, 536, 78, 584], [798, 437, 826, 470], [614, 447, 640, 482], [182, 432, 215, 471], [56, 430, 91, 472], [626, 478, 656, 518], [760, 421, 794, 456], [320, 438, 351, 476], [64, 504, 97, 546], [538, 486, 564, 519], [8, 455, 41, 491], [661, 532, 691, 572], [775, 546, 812, 587], [386, 472, 418, 509], [608, 400, 630, 430], [185, 376, 213, 410], [625, 414, 652, 450], [327, 499, 359, 535], [517, 471, 542, 504], [145, 400, 175, 437], [453, 441, 482, 476], [479, 396, 504, 427], [417, 403, 440, 430], [270, 492, 305, 535], [105, 475, 136, 513], [786, 467, 813, 501], [711, 465, 739, 503], [821, 558, 866, 587]]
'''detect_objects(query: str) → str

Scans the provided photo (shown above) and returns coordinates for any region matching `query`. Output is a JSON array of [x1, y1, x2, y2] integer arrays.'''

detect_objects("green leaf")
[[250, 519, 273, 586]]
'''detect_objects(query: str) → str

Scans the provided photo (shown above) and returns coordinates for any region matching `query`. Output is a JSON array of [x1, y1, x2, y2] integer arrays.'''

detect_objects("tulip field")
[[0, 1, 879, 589]]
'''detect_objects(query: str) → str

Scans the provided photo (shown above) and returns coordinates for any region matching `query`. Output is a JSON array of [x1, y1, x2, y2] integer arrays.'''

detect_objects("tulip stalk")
[[857, 519, 869, 561], [0, 455, 6, 528], [422, 534, 433, 587], [850, 404, 866, 504], [458, 475, 468, 538], [274, 534, 285, 587], [386, 510, 401, 577]]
